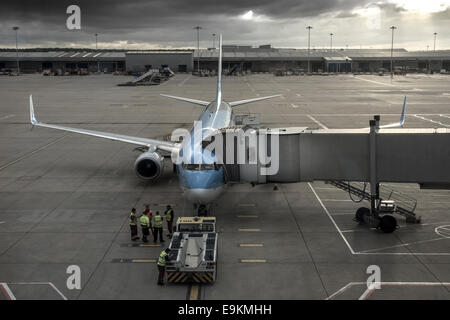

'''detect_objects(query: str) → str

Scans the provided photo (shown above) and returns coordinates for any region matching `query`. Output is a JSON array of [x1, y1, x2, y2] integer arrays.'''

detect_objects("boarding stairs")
[[327, 180, 420, 223]]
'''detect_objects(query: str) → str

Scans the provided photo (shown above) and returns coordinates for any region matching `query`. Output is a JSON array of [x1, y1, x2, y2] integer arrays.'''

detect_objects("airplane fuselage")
[[177, 100, 233, 205]]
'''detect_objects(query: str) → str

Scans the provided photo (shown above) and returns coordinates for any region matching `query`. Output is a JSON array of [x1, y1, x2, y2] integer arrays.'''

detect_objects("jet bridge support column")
[[369, 117, 379, 216]]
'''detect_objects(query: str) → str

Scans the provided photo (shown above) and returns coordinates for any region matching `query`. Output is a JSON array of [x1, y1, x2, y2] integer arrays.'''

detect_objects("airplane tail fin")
[[216, 34, 223, 102]]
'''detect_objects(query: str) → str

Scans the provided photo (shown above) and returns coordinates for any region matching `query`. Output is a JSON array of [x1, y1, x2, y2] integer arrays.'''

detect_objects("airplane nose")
[[183, 187, 224, 204]]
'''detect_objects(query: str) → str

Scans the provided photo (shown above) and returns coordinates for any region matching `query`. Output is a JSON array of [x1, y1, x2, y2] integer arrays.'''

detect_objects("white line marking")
[[307, 115, 329, 129], [47, 282, 68, 300], [177, 75, 192, 87], [308, 183, 355, 254], [308, 182, 450, 256], [327, 282, 450, 300], [358, 283, 379, 300], [0, 221, 5, 224], [354, 76, 396, 87], [0, 283, 16, 300], [0, 135, 67, 171], [8, 282, 68, 300], [296, 93, 302, 97], [413, 114, 450, 128], [290, 104, 299, 108], [358, 237, 449, 254], [0, 114, 15, 121]]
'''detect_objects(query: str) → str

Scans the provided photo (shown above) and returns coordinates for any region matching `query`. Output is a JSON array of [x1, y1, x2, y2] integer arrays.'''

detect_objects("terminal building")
[[1, 45, 449, 74]]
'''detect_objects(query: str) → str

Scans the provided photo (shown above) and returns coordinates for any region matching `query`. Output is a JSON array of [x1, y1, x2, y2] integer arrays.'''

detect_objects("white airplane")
[[29, 34, 406, 215]]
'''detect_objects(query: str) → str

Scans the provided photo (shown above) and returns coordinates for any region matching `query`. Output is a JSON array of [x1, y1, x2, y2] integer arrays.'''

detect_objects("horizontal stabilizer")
[[229, 95, 281, 107], [160, 94, 209, 106]]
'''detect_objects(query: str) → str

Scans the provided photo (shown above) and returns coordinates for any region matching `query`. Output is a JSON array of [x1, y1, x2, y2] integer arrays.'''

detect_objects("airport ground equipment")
[[213, 116, 450, 232], [327, 180, 419, 233], [166, 217, 217, 284], [118, 67, 174, 86]]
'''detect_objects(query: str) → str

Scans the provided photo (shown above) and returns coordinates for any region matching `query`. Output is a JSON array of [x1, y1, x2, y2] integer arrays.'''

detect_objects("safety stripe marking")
[[240, 244, 264, 247], [241, 259, 266, 263], [238, 228, 261, 232]]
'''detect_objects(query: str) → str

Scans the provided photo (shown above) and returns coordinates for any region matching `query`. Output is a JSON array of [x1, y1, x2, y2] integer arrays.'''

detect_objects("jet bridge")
[[215, 118, 450, 231]]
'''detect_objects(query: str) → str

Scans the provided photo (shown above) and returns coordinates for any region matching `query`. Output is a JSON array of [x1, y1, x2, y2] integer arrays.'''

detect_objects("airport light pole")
[[390, 26, 397, 79], [330, 33, 333, 52], [306, 26, 312, 73], [95, 33, 100, 73], [194, 26, 202, 73], [12, 26, 20, 75], [212, 33, 216, 49], [433, 32, 437, 52]]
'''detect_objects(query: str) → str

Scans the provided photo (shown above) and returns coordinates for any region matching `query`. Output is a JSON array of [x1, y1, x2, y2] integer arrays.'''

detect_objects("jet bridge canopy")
[[216, 126, 450, 188]]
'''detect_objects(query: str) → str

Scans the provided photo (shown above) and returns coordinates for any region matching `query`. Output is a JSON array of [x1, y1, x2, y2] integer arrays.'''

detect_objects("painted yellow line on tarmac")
[[240, 244, 264, 247], [238, 228, 261, 232], [189, 285, 199, 300], [241, 259, 266, 263], [132, 259, 156, 263]]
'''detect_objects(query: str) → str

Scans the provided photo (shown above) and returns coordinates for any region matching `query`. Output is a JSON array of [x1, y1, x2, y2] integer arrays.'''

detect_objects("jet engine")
[[134, 151, 164, 180]]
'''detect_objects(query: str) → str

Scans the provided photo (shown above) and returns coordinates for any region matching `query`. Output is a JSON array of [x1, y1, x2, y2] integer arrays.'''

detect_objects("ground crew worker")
[[157, 248, 170, 285], [129, 208, 139, 241], [139, 212, 150, 243], [143, 205, 153, 229], [152, 211, 165, 243], [164, 205, 174, 238]]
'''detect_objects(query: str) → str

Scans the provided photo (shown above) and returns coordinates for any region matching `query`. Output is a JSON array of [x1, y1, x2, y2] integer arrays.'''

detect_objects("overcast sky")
[[0, 0, 449, 50]]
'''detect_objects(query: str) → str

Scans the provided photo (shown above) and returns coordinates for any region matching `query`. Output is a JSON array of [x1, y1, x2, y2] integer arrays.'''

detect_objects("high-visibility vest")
[[129, 212, 137, 226], [158, 251, 168, 267], [166, 209, 173, 222], [140, 215, 149, 227], [154, 215, 163, 228]]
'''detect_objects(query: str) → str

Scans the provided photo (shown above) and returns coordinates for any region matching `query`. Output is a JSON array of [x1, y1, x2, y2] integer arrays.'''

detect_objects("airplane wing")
[[160, 94, 209, 106], [229, 95, 281, 107], [378, 96, 407, 129], [29, 95, 179, 153]]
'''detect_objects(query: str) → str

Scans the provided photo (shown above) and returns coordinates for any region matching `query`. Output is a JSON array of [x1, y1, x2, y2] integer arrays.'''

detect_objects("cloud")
[[0, 1, 448, 50]]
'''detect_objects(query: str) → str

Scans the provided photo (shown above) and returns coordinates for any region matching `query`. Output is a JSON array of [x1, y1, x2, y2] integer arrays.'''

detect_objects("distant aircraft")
[[29, 34, 406, 215]]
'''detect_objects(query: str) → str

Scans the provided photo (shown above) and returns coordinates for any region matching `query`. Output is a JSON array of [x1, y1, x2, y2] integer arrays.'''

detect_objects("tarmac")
[[0, 72, 449, 300]]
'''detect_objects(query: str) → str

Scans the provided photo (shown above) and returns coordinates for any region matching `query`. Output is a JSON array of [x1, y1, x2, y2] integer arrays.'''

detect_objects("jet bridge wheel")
[[378, 215, 398, 233], [355, 207, 370, 224]]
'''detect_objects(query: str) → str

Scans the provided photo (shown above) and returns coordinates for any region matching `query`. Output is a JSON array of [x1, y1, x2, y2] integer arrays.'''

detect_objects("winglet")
[[29, 95, 38, 125], [399, 96, 406, 126]]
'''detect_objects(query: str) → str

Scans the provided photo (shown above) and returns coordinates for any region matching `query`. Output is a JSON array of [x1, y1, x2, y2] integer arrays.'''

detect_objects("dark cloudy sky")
[[1, 0, 449, 50]]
